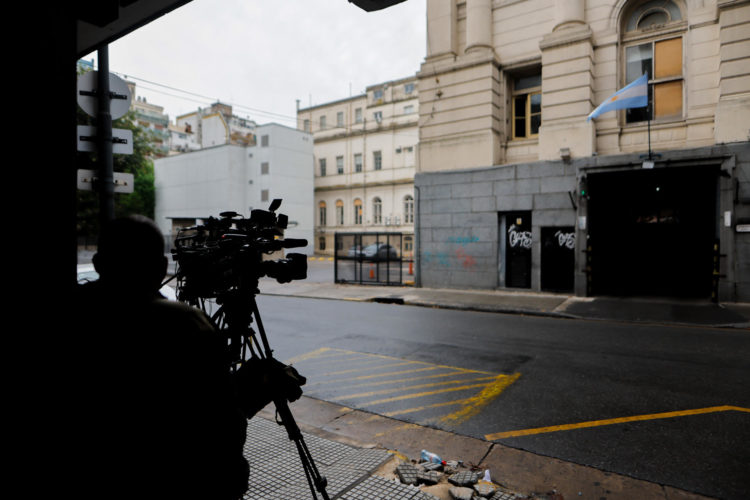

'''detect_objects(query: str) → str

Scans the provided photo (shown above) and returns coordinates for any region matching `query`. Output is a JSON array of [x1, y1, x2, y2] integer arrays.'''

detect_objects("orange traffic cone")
[[369, 266, 375, 279], [409, 261, 414, 275]]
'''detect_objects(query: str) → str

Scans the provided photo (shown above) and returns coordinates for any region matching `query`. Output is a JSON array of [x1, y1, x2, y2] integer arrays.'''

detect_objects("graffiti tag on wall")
[[447, 236, 480, 246], [423, 235, 480, 269], [508, 225, 532, 249], [554, 230, 576, 249]]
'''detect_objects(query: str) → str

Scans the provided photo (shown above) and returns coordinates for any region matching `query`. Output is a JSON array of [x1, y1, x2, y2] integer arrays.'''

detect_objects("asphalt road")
[[253, 294, 750, 500]]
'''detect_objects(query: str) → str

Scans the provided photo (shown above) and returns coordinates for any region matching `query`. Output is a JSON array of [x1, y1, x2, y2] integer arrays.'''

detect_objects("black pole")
[[97, 46, 115, 226]]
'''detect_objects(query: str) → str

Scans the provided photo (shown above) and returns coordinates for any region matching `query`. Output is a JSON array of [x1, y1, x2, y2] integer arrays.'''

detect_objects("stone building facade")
[[416, 0, 750, 301], [297, 77, 419, 257]]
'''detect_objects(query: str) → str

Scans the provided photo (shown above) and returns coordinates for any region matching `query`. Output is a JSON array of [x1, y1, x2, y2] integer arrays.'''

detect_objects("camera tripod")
[[201, 283, 330, 500]]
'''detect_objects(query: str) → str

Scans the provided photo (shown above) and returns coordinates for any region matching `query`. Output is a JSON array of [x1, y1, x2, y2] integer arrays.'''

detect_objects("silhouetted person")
[[75, 216, 266, 499]]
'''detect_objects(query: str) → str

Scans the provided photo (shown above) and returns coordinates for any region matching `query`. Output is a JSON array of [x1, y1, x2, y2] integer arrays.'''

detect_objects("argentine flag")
[[587, 74, 648, 121]]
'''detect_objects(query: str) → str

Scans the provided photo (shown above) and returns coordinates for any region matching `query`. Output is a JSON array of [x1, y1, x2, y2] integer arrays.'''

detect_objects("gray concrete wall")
[[416, 142, 750, 302], [416, 161, 578, 291]]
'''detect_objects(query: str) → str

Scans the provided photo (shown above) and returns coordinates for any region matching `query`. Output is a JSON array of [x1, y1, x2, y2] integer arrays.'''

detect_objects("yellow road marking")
[[363, 382, 495, 406], [292, 351, 374, 363], [315, 361, 419, 377], [304, 366, 442, 386], [484, 405, 750, 441], [441, 373, 522, 425], [339, 376, 498, 399], [284, 347, 330, 365], [287, 348, 521, 423], [322, 370, 495, 390], [383, 398, 476, 417], [298, 348, 496, 375]]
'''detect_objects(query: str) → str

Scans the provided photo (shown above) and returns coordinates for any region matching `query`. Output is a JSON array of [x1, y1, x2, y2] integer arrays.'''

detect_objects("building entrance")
[[587, 165, 718, 298]]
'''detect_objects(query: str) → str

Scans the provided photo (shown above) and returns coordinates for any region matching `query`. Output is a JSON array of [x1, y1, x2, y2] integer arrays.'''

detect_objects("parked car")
[[77, 263, 177, 301], [362, 243, 399, 261], [347, 245, 364, 258]]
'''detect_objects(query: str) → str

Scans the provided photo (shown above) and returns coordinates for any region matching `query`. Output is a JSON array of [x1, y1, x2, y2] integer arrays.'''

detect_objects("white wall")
[[155, 124, 314, 255]]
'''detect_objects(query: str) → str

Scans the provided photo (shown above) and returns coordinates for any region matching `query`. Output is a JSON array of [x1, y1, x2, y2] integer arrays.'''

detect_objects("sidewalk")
[[257, 278, 750, 330], [246, 395, 717, 500]]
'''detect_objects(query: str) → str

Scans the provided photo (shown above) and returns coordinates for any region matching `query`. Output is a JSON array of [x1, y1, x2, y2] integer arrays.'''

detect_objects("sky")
[[83, 0, 427, 128]]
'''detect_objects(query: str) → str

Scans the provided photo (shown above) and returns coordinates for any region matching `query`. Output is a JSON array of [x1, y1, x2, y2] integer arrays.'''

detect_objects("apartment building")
[[154, 123, 314, 255], [176, 102, 258, 150], [297, 76, 419, 257], [416, 0, 750, 301]]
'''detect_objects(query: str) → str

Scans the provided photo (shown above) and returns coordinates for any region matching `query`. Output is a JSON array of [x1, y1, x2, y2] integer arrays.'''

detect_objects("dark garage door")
[[587, 165, 717, 298]]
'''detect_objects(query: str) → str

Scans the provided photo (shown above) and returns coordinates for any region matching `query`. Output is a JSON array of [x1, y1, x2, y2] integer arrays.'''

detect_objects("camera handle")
[[246, 293, 330, 500]]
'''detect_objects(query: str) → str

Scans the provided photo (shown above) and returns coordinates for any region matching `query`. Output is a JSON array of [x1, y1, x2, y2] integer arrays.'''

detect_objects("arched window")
[[318, 201, 327, 227], [622, 0, 684, 123], [336, 199, 344, 225], [404, 194, 414, 224], [353, 198, 363, 225], [372, 197, 382, 224]]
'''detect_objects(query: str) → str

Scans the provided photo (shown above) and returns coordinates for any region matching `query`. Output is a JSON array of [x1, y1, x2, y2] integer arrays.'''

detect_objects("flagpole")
[[647, 101, 652, 161]]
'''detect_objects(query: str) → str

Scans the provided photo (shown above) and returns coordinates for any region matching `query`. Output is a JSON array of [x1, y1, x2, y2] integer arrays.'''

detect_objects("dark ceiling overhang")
[[77, 0, 194, 58]]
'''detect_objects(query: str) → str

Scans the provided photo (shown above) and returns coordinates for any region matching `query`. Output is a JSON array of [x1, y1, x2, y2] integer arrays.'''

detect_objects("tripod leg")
[[274, 398, 330, 500], [248, 295, 329, 499]]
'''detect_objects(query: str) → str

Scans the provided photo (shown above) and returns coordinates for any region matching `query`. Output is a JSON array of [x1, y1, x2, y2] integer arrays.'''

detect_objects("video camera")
[[172, 199, 307, 302]]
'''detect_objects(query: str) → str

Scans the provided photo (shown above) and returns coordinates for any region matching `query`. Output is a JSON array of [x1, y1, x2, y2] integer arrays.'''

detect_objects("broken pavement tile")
[[449, 486, 475, 500], [416, 469, 442, 485], [448, 470, 480, 487], [396, 463, 419, 485], [474, 481, 497, 497], [421, 462, 443, 472], [489, 491, 522, 500]]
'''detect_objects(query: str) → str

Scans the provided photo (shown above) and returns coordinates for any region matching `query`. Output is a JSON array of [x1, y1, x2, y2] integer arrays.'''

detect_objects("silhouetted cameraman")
[[74, 215, 301, 499]]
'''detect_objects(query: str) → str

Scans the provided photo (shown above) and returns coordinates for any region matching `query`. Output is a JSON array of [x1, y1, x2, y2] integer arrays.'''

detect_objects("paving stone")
[[413, 491, 442, 500], [474, 481, 497, 497], [417, 469, 442, 485], [450, 486, 475, 500], [340, 475, 422, 500], [421, 462, 444, 472], [397, 463, 420, 485], [489, 490, 521, 500], [448, 470, 480, 487]]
